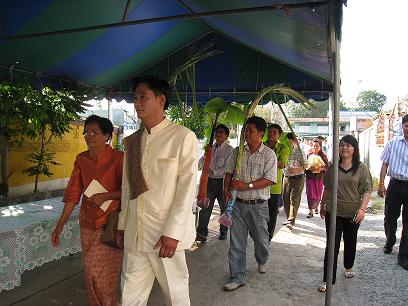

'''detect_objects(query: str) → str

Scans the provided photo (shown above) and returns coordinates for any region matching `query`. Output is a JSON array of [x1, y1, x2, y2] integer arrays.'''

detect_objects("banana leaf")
[[219, 85, 311, 227]]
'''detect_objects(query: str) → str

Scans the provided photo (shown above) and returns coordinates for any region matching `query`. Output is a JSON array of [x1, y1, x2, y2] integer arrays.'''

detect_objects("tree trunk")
[[0, 126, 9, 196], [34, 130, 46, 193]]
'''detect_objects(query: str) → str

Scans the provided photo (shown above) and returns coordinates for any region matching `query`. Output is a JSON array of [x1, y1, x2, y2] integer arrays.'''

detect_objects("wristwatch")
[[248, 182, 254, 189]]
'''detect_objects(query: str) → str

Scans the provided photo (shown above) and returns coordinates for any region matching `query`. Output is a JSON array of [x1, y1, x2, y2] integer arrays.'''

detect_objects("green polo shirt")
[[267, 141, 290, 194]]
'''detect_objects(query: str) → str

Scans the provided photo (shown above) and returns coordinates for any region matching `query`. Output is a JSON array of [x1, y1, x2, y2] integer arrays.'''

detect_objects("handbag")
[[101, 210, 120, 248]]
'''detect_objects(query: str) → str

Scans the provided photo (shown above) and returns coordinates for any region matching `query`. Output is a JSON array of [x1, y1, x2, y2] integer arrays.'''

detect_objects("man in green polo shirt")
[[266, 124, 290, 241]]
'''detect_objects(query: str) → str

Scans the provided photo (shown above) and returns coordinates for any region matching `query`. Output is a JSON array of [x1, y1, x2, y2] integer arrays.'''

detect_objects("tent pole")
[[325, 1, 341, 305]]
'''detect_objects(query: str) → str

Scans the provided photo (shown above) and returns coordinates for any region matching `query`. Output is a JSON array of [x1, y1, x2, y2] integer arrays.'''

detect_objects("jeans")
[[228, 201, 269, 284], [267, 194, 280, 241], [323, 213, 359, 284], [384, 178, 408, 260], [196, 178, 228, 238]]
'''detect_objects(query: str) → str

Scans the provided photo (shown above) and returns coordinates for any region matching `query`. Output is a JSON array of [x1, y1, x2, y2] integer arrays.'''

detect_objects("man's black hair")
[[287, 132, 297, 140], [402, 114, 408, 125], [268, 123, 283, 134], [215, 124, 230, 136], [246, 116, 267, 135], [134, 76, 170, 110]]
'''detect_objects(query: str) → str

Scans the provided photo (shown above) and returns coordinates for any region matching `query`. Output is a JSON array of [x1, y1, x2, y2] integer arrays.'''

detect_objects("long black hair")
[[339, 134, 360, 175]]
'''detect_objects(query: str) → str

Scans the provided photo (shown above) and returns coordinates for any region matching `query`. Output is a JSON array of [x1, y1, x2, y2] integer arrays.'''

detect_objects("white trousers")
[[121, 248, 190, 306]]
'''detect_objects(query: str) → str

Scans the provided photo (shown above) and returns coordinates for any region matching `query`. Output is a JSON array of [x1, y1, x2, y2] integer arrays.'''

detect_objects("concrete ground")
[[1, 194, 407, 306]]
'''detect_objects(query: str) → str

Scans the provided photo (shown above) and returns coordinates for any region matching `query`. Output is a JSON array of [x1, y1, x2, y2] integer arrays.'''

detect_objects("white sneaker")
[[258, 264, 267, 273], [223, 282, 245, 291]]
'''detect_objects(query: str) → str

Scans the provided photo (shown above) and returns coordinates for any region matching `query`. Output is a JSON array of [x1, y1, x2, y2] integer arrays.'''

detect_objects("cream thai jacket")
[[118, 119, 198, 252]]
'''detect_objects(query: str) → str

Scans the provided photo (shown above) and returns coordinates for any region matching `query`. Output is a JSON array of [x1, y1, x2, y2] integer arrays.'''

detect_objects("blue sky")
[[341, 0, 408, 107]]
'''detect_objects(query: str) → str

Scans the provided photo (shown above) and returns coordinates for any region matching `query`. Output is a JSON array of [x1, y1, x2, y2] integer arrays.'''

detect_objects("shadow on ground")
[[1, 199, 407, 306]]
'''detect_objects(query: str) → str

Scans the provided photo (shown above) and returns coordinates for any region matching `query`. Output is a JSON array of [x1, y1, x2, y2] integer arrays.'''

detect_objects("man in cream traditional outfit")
[[117, 77, 198, 305]]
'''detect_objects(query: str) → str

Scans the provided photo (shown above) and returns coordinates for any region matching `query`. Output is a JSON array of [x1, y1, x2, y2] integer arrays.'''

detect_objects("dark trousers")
[[196, 177, 228, 238], [283, 175, 305, 225], [384, 178, 408, 260], [323, 213, 359, 284], [267, 194, 280, 241]]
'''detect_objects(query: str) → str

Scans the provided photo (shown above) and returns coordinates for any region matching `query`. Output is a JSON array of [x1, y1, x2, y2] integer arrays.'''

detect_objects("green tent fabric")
[[0, 0, 343, 102]]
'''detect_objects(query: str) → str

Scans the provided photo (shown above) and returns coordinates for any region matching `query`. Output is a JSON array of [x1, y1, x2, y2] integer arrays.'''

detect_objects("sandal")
[[318, 282, 326, 292], [307, 212, 314, 218], [344, 270, 354, 278]]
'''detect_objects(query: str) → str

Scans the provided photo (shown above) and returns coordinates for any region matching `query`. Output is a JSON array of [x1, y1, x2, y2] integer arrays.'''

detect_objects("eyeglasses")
[[82, 130, 101, 137]]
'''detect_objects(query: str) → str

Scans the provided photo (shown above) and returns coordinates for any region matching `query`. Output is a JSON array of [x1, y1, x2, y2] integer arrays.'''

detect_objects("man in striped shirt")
[[223, 116, 277, 291], [196, 124, 233, 242], [379, 114, 408, 270], [282, 133, 306, 229]]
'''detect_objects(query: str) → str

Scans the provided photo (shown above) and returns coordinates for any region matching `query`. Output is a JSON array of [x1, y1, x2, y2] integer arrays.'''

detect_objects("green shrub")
[[371, 176, 379, 191]]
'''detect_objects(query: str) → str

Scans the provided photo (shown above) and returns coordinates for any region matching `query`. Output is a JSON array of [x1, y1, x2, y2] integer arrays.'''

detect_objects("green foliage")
[[168, 43, 222, 127], [369, 193, 384, 214], [166, 104, 206, 139], [202, 98, 245, 144], [371, 175, 379, 191], [0, 81, 86, 141], [284, 99, 349, 118], [0, 81, 88, 193], [355, 90, 387, 112], [23, 150, 61, 177]]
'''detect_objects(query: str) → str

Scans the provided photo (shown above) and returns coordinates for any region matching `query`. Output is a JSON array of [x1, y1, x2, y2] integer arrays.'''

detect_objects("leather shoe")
[[223, 282, 245, 291], [195, 235, 207, 243], [398, 258, 408, 270], [219, 234, 227, 240], [383, 244, 393, 254]]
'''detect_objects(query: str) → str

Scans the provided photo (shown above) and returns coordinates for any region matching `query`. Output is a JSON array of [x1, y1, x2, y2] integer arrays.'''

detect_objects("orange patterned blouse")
[[63, 145, 124, 229]]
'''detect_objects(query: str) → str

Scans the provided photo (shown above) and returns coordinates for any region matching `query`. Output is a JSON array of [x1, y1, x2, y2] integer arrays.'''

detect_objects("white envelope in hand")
[[84, 179, 112, 212]]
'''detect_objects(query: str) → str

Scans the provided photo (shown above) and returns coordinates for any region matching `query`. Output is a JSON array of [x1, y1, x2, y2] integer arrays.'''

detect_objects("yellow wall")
[[8, 123, 120, 188], [8, 123, 87, 187]]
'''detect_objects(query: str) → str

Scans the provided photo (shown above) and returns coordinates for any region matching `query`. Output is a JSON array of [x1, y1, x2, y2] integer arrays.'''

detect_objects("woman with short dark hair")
[[52, 115, 124, 305]]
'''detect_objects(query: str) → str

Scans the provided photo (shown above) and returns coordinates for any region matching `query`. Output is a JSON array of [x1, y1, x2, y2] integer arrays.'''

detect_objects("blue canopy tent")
[[1, 0, 339, 104]]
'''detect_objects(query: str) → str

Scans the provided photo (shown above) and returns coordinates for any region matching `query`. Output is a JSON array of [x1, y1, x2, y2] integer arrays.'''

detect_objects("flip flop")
[[344, 270, 355, 278]]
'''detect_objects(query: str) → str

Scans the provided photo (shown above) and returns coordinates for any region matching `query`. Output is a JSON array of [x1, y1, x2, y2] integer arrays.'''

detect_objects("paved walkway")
[[1, 194, 407, 306]]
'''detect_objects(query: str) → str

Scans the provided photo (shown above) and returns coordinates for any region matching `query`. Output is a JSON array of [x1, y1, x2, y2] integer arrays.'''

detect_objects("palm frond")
[[234, 85, 312, 177]]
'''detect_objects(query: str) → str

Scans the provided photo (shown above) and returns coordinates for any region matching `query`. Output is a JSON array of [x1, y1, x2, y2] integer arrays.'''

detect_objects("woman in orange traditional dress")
[[52, 115, 123, 306]]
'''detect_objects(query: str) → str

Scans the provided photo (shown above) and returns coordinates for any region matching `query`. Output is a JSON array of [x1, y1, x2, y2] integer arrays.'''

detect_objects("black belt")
[[209, 177, 223, 180], [236, 198, 265, 205], [391, 178, 408, 183], [286, 174, 304, 179]]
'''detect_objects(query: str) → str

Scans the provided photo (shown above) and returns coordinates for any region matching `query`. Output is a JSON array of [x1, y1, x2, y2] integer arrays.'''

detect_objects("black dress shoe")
[[398, 258, 408, 270], [383, 244, 393, 254], [219, 234, 227, 240], [195, 235, 207, 243]]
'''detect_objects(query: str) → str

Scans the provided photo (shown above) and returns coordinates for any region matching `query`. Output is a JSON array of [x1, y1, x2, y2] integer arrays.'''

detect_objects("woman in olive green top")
[[318, 135, 372, 292]]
